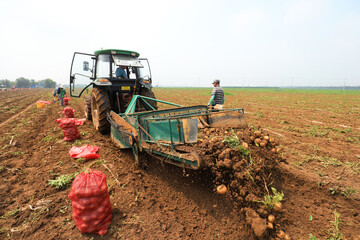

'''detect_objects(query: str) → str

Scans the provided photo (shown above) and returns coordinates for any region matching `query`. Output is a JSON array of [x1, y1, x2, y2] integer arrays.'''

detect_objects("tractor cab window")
[[96, 54, 111, 78], [138, 59, 151, 81], [112, 55, 143, 68], [112, 65, 137, 79], [112, 55, 142, 79], [128, 67, 137, 79]]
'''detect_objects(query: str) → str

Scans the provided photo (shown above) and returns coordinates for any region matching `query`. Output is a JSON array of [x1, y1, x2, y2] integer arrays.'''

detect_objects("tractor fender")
[[93, 80, 112, 87]]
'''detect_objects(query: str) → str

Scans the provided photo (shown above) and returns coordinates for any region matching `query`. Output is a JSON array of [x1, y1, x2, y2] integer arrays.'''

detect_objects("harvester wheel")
[[91, 87, 110, 134], [139, 87, 158, 110], [84, 97, 92, 121], [190, 152, 201, 170]]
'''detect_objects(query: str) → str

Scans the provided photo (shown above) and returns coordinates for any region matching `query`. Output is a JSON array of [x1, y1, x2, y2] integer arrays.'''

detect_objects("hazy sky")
[[0, 0, 359, 87]]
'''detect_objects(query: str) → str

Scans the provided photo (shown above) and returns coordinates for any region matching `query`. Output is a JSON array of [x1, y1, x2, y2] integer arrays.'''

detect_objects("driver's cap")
[[213, 79, 220, 84]]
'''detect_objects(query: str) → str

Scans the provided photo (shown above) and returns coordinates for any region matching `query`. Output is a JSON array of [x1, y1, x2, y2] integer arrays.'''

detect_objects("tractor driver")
[[115, 66, 128, 79]]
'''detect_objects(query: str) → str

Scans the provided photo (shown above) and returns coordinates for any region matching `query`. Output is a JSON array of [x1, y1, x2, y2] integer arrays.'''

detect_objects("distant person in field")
[[53, 86, 59, 103], [57, 85, 67, 107], [208, 79, 224, 110], [115, 66, 128, 79]]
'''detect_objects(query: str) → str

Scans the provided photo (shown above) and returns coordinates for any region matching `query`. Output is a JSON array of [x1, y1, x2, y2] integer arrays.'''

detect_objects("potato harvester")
[[107, 95, 247, 169]]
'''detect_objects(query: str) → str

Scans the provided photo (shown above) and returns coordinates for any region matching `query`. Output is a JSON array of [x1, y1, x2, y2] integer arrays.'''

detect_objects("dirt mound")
[[193, 126, 285, 238]]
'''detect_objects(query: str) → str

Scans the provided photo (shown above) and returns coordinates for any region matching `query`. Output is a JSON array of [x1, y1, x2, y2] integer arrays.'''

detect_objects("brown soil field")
[[0, 88, 359, 240]]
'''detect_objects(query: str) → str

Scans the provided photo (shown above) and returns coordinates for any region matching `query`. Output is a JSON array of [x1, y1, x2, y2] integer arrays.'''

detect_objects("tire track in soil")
[[0, 90, 50, 127], [0, 101, 39, 128]]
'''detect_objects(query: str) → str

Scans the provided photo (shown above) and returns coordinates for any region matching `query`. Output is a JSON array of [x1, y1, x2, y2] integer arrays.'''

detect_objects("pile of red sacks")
[[59, 118, 81, 141], [68, 169, 112, 235], [63, 107, 75, 118], [64, 97, 70, 105], [57, 107, 84, 141]]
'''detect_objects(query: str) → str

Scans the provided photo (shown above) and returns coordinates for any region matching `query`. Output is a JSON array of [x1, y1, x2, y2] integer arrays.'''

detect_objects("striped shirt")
[[211, 86, 224, 105]]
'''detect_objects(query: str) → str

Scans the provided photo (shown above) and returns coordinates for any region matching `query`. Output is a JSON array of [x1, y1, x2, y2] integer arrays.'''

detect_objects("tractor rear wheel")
[[91, 87, 110, 134], [84, 97, 92, 121], [139, 87, 158, 110]]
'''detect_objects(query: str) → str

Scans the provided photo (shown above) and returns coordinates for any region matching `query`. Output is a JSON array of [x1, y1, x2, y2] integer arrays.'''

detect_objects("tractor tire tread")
[[84, 97, 92, 120], [91, 88, 110, 134]]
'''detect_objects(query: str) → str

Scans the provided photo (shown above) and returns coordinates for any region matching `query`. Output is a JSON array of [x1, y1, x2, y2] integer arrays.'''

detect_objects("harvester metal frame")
[[108, 95, 247, 169]]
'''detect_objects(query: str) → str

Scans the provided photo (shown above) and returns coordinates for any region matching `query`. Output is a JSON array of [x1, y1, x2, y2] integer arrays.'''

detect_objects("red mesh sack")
[[68, 169, 112, 235], [56, 118, 86, 126], [64, 97, 70, 105], [75, 118, 86, 125], [64, 107, 75, 118], [69, 145, 100, 160], [59, 118, 81, 141]]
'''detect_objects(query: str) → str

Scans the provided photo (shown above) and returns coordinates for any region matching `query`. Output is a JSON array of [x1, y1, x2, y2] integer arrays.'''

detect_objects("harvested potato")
[[217, 184, 227, 194], [268, 214, 275, 223]]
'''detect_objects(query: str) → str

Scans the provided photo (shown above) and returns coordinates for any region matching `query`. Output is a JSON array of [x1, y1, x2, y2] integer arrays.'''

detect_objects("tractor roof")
[[94, 49, 140, 57]]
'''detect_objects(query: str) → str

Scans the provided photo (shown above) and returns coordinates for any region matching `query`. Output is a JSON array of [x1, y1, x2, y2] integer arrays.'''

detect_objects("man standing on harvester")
[[208, 79, 224, 109]]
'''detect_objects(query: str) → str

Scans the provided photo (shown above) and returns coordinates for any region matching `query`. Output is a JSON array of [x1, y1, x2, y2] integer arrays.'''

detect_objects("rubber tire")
[[91, 87, 110, 134], [139, 87, 158, 110], [84, 97, 92, 121]]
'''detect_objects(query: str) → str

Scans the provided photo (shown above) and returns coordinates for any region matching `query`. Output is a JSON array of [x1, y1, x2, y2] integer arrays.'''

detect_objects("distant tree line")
[[0, 77, 56, 88]]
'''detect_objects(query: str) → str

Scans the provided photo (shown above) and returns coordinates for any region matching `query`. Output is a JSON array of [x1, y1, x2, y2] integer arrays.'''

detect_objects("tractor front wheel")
[[91, 87, 110, 134]]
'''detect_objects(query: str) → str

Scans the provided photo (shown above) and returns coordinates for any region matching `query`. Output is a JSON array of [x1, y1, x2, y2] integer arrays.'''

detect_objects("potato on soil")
[[267, 214, 275, 223], [242, 142, 249, 149], [260, 141, 267, 147], [254, 138, 261, 145], [217, 184, 227, 194], [254, 130, 261, 137], [274, 202, 282, 211], [277, 230, 285, 239], [264, 135, 269, 141], [267, 222, 274, 229]]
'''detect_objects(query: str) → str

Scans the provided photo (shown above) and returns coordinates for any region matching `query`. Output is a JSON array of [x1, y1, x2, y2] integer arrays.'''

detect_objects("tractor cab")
[[70, 49, 152, 99], [69, 49, 157, 134]]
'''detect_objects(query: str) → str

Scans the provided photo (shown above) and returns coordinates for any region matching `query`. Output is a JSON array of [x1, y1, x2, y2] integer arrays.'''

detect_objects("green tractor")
[[69, 49, 157, 134]]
